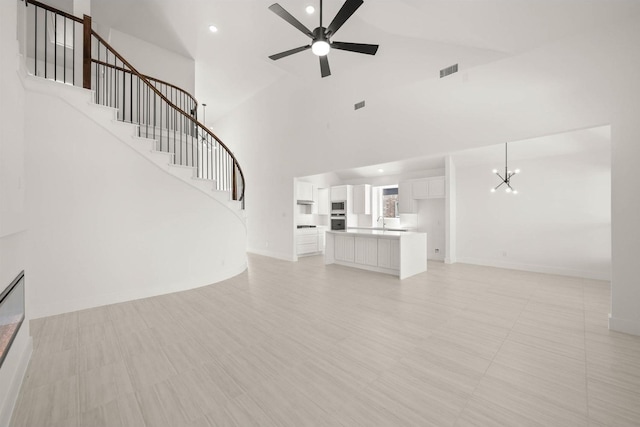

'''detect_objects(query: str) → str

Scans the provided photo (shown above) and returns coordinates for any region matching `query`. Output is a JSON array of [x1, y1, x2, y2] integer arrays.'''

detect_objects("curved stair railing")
[[21, 0, 244, 204]]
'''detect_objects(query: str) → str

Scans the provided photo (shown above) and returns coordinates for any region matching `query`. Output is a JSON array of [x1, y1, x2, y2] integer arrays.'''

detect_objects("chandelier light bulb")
[[492, 169, 498, 174], [312, 40, 330, 56], [490, 188, 496, 193], [306, 5, 315, 14], [506, 188, 512, 193], [515, 169, 521, 174], [513, 190, 518, 194]]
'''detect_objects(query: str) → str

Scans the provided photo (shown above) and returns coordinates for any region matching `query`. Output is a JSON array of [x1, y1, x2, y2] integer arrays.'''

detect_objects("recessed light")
[[377, 168, 384, 173], [208, 25, 218, 33], [306, 5, 315, 14]]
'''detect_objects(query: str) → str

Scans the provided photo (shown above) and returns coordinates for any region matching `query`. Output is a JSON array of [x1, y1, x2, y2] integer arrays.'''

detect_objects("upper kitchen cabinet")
[[398, 181, 417, 214], [411, 176, 446, 200], [317, 188, 330, 215], [353, 184, 371, 214], [330, 185, 349, 202], [296, 181, 314, 202]]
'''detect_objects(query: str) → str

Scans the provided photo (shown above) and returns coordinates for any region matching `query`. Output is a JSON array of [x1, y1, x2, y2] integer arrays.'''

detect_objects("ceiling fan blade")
[[268, 3, 314, 38], [269, 45, 311, 60], [331, 41, 379, 55], [319, 55, 331, 78], [325, 0, 363, 37]]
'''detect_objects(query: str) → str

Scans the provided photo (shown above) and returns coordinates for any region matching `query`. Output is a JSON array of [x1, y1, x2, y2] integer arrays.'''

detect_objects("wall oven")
[[331, 218, 346, 231]]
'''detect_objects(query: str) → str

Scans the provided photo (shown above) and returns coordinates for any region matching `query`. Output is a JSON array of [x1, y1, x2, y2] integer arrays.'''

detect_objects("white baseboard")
[[456, 257, 611, 281], [609, 315, 640, 336], [29, 261, 248, 320], [248, 248, 296, 262], [0, 328, 32, 427]]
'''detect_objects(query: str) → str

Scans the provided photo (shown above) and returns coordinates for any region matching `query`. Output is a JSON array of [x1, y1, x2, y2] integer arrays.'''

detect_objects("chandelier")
[[491, 142, 520, 194]]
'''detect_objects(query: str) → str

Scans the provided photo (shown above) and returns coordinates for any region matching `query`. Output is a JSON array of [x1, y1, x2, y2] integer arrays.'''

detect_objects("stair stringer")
[[18, 61, 246, 224]]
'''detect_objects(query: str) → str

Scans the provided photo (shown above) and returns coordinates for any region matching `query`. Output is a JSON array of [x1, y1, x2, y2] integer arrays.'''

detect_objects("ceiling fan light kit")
[[268, 0, 379, 77]]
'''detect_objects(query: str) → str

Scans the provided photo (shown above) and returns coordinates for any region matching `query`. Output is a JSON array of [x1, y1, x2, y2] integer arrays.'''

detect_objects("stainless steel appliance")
[[331, 201, 345, 213], [331, 217, 346, 231]]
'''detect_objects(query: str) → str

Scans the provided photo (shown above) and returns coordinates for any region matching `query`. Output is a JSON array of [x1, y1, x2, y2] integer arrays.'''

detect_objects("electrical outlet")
[[502, 251, 507, 257], [435, 248, 440, 253]]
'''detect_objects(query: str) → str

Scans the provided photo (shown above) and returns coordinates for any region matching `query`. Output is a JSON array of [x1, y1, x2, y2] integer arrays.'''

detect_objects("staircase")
[[15, 0, 248, 319], [21, 0, 245, 213]]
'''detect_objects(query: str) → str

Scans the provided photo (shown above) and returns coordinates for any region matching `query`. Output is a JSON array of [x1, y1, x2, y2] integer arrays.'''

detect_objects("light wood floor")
[[11, 254, 640, 426]]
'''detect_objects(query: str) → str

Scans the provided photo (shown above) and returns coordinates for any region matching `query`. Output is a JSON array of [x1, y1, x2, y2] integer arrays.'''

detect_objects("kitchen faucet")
[[377, 216, 386, 230]]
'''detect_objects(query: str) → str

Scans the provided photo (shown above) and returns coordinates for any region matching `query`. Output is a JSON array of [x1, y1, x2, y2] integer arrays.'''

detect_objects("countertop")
[[326, 229, 425, 237]]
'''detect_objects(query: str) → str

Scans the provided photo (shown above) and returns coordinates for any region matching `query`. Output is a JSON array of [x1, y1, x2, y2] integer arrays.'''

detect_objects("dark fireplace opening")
[[0, 271, 25, 369]]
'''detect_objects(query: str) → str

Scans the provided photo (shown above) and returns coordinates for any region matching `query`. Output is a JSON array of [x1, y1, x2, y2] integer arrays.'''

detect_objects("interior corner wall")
[[610, 76, 640, 335], [106, 29, 195, 96], [456, 149, 611, 280]]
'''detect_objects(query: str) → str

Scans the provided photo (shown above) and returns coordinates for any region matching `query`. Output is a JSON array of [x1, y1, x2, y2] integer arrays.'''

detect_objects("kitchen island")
[[325, 230, 427, 279]]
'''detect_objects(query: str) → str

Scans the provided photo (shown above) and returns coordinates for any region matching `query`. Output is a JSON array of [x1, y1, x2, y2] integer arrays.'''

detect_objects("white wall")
[[107, 29, 195, 96], [213, 16, 640, 333], [456, 148, 611, 280], [417, 199, 446, 261], [0, 0, 31, 423], [22, 76, 246, 319]]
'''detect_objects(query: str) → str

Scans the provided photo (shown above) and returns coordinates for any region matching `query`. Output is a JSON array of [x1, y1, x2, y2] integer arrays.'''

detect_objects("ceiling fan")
[[268, 0, 379, 78]]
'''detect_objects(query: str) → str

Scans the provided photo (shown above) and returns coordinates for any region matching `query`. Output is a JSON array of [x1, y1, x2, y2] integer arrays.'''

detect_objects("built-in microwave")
[[331, 218, 346, 231], [331, 201, 345, 212]]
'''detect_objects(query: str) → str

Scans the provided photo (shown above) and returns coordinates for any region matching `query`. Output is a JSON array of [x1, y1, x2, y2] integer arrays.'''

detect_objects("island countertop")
[[325, 230, 427, 279], [327, 229, 422, 238]]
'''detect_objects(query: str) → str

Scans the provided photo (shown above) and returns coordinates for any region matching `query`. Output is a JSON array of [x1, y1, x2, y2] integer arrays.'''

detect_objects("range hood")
[[297, 200, 315, 205]]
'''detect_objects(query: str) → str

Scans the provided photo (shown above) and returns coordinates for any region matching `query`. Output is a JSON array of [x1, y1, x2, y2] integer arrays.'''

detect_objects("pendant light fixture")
[[491, 142, 520, 194]]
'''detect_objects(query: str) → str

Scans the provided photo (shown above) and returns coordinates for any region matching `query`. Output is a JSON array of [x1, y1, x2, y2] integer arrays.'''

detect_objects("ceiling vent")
[[440, 63, 458, 78], [354, 100, 366, 110]]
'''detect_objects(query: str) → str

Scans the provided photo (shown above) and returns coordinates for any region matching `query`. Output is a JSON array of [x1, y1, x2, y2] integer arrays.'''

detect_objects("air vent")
[[440, 63, 458, 78], [354, 100, 365, 110]]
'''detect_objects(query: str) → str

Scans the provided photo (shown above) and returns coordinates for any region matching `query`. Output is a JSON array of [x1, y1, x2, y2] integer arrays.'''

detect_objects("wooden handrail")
[[90, 29, 245, 202], [91, 59, 198, 111], [24, 0, 83, 23]]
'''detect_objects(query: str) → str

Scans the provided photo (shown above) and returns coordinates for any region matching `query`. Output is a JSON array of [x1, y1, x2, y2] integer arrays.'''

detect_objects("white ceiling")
[[90, 0, 640, 122], [331, 126, 610, 180]]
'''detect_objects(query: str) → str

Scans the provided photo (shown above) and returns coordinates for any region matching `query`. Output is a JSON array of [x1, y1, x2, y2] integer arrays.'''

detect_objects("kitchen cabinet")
[[317, 188, 330, 215], [334, 234, 355, 262], [296, 228, 321, 256], [377, 239, 400, 269], [355, 236, 378, 266], [325, 230, 426, 279], [428, 177, 445, 198], [411, 176, 446, 200], [353, 184, 371, 214], [331, 185, 349, 202], [297, 181, 313, 201], [398, 181, 417, 214]]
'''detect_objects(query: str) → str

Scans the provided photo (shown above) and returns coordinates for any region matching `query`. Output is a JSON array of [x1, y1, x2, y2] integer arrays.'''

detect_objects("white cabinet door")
[[355, 237, 378, 266], [389, 239, 400, 269], [353, 184, 371, 214], [318, 188, 330, 215], [412, 180, 429, 199], [331, 186, 348, 201], [398, 181, 417, 214], [334, 235, 355, 262], [296, 233, 318, 255], [318, 230, 326, 253], [378, 239, 400, 269], [297, 181, 313, 201], [427, 177, 445, 198]]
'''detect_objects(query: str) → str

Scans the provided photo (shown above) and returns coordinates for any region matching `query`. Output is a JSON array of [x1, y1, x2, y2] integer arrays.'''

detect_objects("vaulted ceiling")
[[89, 0, 640, 123]]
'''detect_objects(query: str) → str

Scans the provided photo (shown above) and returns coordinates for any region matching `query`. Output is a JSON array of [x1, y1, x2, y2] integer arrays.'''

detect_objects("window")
[[382, 187, 399, 218]]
